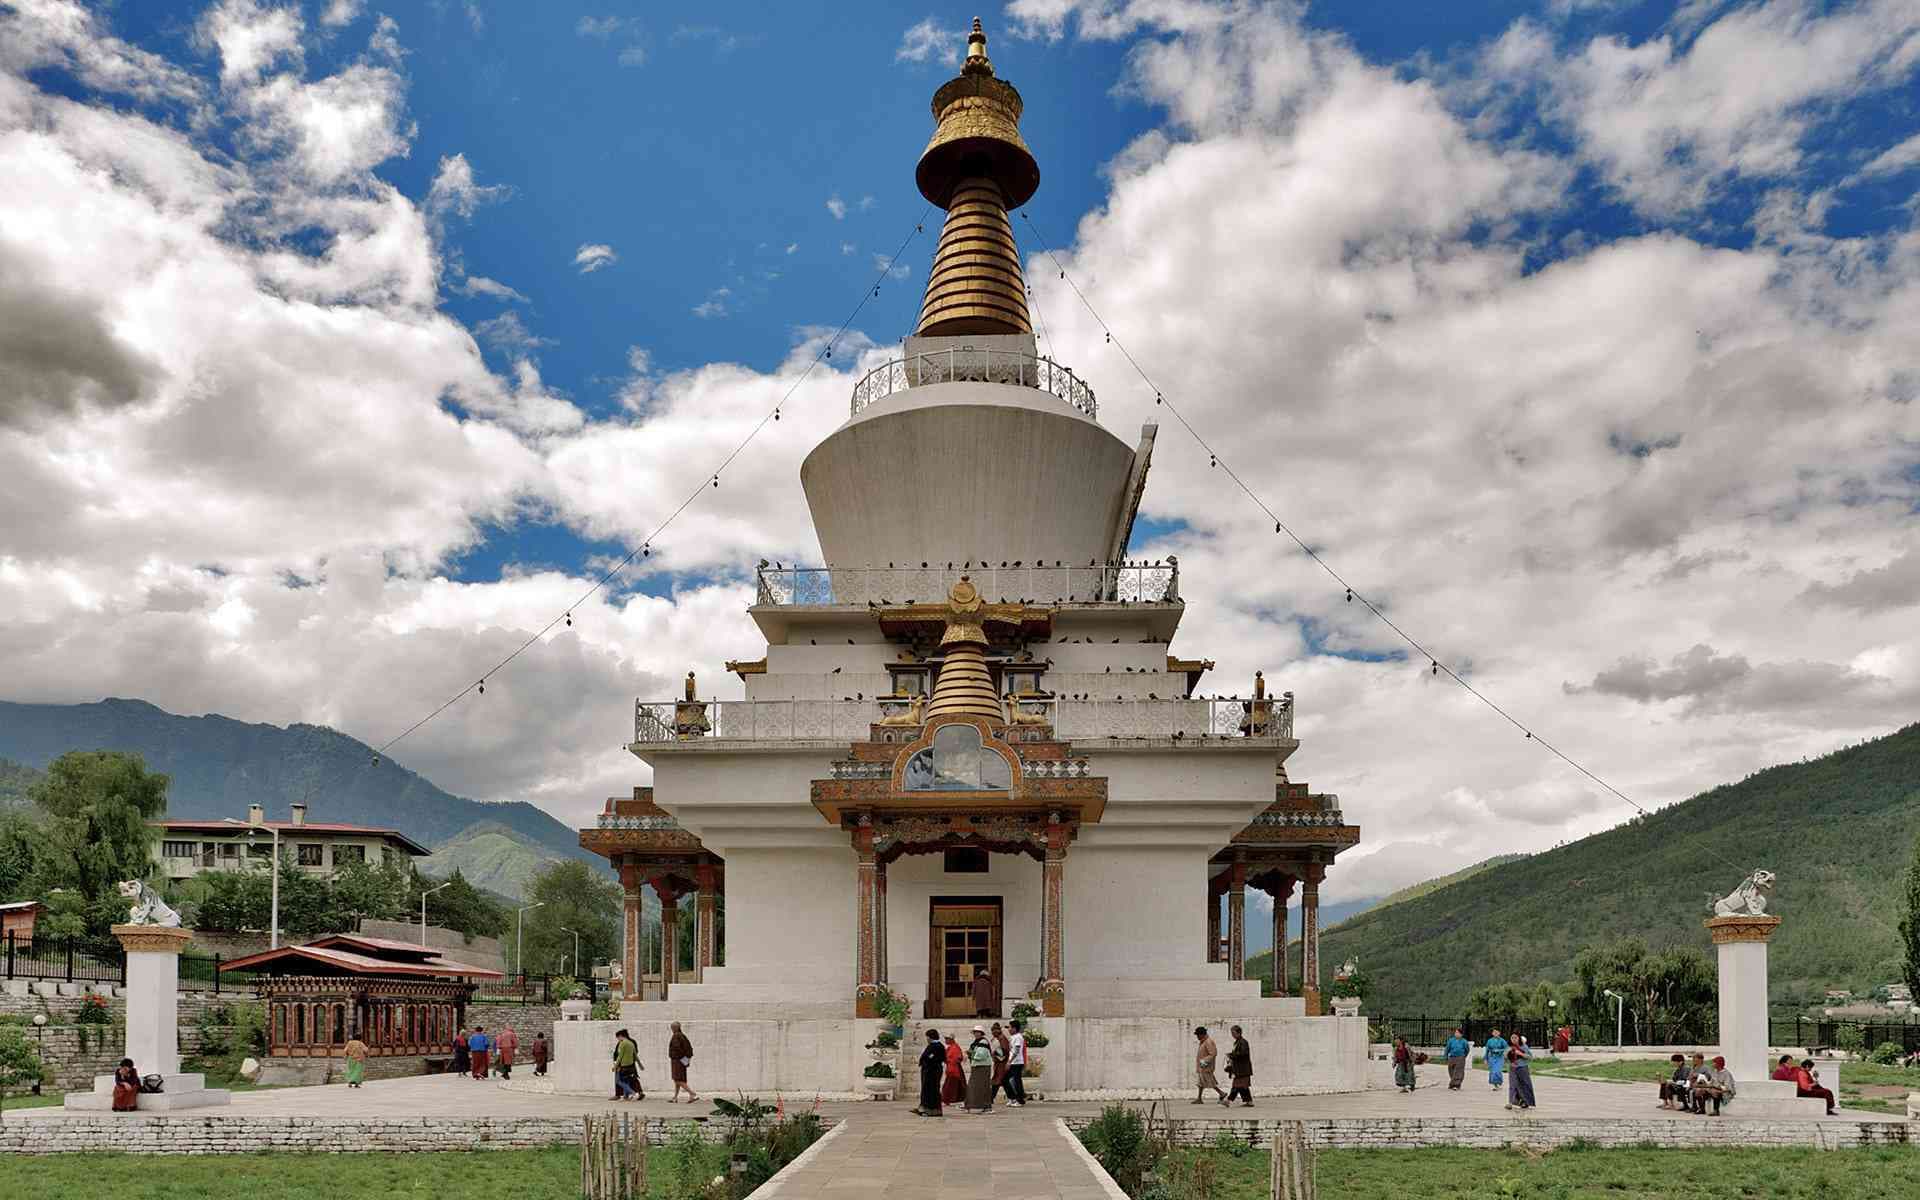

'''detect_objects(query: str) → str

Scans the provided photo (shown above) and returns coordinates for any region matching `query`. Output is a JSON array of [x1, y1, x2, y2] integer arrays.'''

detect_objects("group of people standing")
[[447, 1024, 548, 1082], [1427, 1027, 1536, 1109], [914, 1020, 1029, 1116], [1192, 1025, 1254, 1106]]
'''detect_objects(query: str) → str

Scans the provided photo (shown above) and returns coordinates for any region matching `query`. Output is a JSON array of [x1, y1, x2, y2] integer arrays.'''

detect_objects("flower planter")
[[862, 1077, 896, 1099]]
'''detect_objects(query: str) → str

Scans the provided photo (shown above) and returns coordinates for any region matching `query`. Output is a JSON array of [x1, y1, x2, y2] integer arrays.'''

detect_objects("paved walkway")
[[756, 1107, 1122, 1200], [10, 1058, 1891, 1124]]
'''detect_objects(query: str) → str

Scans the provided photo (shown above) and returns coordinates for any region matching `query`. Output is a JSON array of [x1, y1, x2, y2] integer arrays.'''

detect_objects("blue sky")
[[4, 0, 1918, 892]]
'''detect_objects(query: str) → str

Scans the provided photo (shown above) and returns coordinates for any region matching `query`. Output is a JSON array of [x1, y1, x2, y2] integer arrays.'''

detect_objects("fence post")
[[4, 930, 11, 979], [214, 953, 222, 995], [66, 937, 75, 982]]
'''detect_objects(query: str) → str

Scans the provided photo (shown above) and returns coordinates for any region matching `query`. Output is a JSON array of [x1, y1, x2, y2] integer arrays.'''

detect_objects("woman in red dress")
[[941, 1035, 965, 1105], [111, 1058, 140, 1112]]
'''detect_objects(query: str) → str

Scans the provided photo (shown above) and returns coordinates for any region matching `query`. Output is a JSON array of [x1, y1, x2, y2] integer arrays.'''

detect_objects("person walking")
[[914, 1028, 946, 1117], [972, 968, 996, 1018], [1002, 1018, 1028, 1107], [344, 1033, 369, 1088], [532, 1031, 549, 1077], [1392, 1036, 1417, 1092], [941, 1035, 965, 1107], [449, 1027, 470, 1077], [468, 1025, 492, 1081], [964, 1025, 995, 1112], [1484, 1028, 1509, 1090], [1505, 1036, 1537, 1110], [990, 1022, 1010, 1100], [668, 1022, 697, 1103], [496, 1026, 518, 1080], [1192, 1026, 1227, 1105], [1225, 1025, 1254, 1107], [1443, 1028, 1470, 1091], [611, 1028, 644, 1100]]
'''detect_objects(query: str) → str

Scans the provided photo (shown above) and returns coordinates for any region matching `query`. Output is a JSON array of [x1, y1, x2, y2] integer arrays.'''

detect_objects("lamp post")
[[420, 880, 454, 947], [30, 1014, 46, 1094], [1602, 989, 1625, 1048], [221, 815, 281, 949], [515, 902, 545, 979], [560, 925, 581, 981]]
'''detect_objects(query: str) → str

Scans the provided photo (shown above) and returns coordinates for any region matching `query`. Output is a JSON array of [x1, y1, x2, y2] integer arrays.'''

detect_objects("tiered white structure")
[[558, 20, 1365, 1098]]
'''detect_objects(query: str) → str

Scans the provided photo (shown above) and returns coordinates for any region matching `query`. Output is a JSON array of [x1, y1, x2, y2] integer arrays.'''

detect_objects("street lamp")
[[420, 879, 454, 947], [1602, 988, 1625, 1048], [560, 926, 581, 981], [515, 902, 545, 978], [30, 1014, 46, 1094], [221, 814, 281, 949]]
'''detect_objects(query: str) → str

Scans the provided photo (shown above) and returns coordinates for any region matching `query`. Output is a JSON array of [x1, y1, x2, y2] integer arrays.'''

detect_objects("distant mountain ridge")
[[1309, 721, 1920, 1015], [420, 820, 571, 900], [0, 698, 595, 868]]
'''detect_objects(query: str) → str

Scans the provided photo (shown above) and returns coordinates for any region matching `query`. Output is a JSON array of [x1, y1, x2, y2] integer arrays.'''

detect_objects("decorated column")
[[1206, 885, 1221, 964], [854, 824, 879, 1017], [1272, 879, 1293, 997], [1301, 864, 1324, 1015], [1039, 818, 1068, 1016], [618, 863, 644, 1001], [875, 857, 889, 986], [695, 862, 718, 984], [1705, 872, 1782, 1084], [1226, 861, 1247, 981], [653, 879, 680, 995]]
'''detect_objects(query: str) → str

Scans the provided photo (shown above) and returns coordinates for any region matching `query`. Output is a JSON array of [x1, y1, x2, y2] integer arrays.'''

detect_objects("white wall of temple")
[[882, 851, 1044, 1010], [706, 844, 854, 997]]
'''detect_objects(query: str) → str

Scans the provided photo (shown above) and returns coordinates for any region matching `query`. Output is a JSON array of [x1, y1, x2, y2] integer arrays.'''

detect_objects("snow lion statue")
[[1710, 869, 1776, 918], [117, 879, 183, 928]]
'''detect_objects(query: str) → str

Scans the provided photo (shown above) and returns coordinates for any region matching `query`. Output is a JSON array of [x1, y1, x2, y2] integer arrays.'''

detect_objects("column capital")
[[1705, 915, 1780, 944]]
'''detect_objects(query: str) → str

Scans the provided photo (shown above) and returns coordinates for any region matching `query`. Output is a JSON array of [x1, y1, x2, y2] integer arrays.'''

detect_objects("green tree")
[[28, 751, 169, 934], [1573, 937, 1715, 1041], [37, 888, 90, 940], [0, 811, 41, 901], [414, 869, 508, 940], [0, 1026, 46, 1123], [328, 859, 411, 928], [518, 860, 620, 976], [1900, 831, 1920, 1005]]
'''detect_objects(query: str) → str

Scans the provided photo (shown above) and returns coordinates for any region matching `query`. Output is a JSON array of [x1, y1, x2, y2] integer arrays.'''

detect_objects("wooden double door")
[[926, 898, 1002, 1019]]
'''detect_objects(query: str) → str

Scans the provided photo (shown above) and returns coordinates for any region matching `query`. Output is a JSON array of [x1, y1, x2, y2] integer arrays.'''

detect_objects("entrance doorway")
[[928, 898, 1002, 1019]]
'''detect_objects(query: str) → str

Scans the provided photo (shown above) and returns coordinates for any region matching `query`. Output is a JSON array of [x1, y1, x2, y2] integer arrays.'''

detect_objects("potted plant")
[[877, 986, 910, 1036], [1329, 963, 1371, 1017], [861, 1059, 896, 1098], [868, 1029, 900, 1052], [1021, 1026, 1049, 1049]]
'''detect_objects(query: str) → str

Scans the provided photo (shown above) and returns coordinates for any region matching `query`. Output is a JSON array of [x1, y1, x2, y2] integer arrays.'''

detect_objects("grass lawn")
[[1162, 1146, 1920, 1199], [0, 1149, 681, 1199], [1528, 1056, 1675, 1083], [0, 1090, 69, 1112]]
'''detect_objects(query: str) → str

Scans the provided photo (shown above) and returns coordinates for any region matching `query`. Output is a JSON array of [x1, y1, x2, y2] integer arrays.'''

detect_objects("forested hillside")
[[1303, 722, 1920, 1015]]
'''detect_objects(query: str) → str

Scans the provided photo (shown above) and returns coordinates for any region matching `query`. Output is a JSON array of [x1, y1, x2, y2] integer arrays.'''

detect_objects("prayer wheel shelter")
[[219, 933, 502, 1058]]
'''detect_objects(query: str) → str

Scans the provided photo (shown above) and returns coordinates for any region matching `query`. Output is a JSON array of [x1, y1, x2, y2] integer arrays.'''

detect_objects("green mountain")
[[0, 698, 596, 867], [1362, 853, 1528, 917], [420, 821, 569, 900], [1294, 721, 1920, 1016]]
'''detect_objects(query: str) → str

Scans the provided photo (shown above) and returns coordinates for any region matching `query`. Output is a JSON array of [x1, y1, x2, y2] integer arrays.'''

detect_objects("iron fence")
[[753, 560, 1179, 607], [470, 972, 603, 1005], [2, 932, 124, 985], [850, 349, 1097, 419], [634, 694, 1294, 744]]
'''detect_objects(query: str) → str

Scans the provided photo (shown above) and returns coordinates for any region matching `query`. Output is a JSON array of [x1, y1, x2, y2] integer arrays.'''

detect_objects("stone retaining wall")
[[0, 1116, 825, 1155], [1060, 1114, 1918, 1151]]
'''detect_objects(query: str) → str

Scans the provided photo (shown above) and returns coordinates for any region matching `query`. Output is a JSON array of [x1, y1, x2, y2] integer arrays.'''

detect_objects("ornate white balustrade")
[[850, 349, 1096, 419], [754, 561, 1178, 607], [633, 695, 1293, 745]]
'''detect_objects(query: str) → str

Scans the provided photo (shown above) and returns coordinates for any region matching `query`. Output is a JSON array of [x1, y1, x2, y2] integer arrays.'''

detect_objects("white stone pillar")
[[1707, 914, 1780, 1084], [116, 924, 191, 1075]]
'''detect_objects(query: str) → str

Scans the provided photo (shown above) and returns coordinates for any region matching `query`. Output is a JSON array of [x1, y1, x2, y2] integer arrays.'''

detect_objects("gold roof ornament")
[[923, 578, 1008, 723], [913, 18, 1038, 337]]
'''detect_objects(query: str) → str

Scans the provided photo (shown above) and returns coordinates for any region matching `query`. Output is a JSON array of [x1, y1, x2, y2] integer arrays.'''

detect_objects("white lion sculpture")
[[1711, 869, 1776, 917], [117, 879, 183, 928]]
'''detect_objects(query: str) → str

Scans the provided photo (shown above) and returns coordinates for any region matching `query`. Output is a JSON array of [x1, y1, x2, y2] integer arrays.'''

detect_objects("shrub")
[[74, 995, 112, 1025], [551, 977, 581, 1002], [862, 1060, 894, 1079], [590, 997, 618, 1021], [662, 1122, 724, 1200], [1080, 1104, 1156, 1195], [1023, 1027, 1050, 1048], [869, 1029, 899, 1049], [1870, 1041, 1904, 1065], [1834, 1025, 1865, 1054], [1010, 1001, 1040, 1021], [1208, 1128, 1250, 1158]]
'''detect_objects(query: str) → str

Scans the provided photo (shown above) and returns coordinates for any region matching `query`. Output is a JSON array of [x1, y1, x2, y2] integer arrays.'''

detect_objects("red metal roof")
[[152, 819, 431, 857], [217, 942, 502, 979]]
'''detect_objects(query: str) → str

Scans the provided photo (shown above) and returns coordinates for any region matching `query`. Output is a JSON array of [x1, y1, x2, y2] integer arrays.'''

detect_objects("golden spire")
[[923, 578, 1007, 723], [912, 18, 1038, 338]]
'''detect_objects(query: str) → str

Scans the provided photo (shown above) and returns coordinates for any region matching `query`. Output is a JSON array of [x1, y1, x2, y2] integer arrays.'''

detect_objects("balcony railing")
[[633, 694, 1292, 745], [851, 349, 1096, 419], [755, 561, 1178, 607]]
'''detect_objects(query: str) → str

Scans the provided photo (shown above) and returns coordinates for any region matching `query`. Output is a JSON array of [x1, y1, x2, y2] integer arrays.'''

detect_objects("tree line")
[[0, 750, 622, 975]]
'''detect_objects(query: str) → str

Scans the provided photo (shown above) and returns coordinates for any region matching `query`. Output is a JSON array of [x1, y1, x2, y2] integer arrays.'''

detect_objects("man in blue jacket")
[[1443, 1028, 1471, 1090]]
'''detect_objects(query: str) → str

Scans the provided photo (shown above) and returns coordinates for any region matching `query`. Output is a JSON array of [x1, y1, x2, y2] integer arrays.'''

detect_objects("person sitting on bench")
[[1657, 1053, 1691, 1110], [1690, 1055, 1734, 1114]]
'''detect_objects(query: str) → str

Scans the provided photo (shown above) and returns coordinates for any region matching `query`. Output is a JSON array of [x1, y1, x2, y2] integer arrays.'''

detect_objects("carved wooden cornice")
[[1705, 915, 1782, 944]]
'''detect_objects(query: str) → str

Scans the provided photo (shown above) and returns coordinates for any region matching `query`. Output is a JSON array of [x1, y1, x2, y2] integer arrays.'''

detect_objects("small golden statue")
[[1240, 670, 1272, 736], [878, 694, 927, 727], [673, 670, 710, 738]]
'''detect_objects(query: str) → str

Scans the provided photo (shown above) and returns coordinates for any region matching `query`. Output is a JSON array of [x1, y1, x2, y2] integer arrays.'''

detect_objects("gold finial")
[[684, 670, 697, 701], [924, 576, 1005, 723], [913, 17, 1039, 337]]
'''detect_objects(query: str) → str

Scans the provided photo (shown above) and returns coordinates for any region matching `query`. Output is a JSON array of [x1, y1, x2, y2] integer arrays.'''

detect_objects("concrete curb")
[[749, 1120, 847, 1196], [1054, 1118, 1131, 1200]]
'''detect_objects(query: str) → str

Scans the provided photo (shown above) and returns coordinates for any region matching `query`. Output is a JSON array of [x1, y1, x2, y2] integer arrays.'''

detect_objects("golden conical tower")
[[913, 18, 1038, 338], [923, 577, 1007, 723]]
